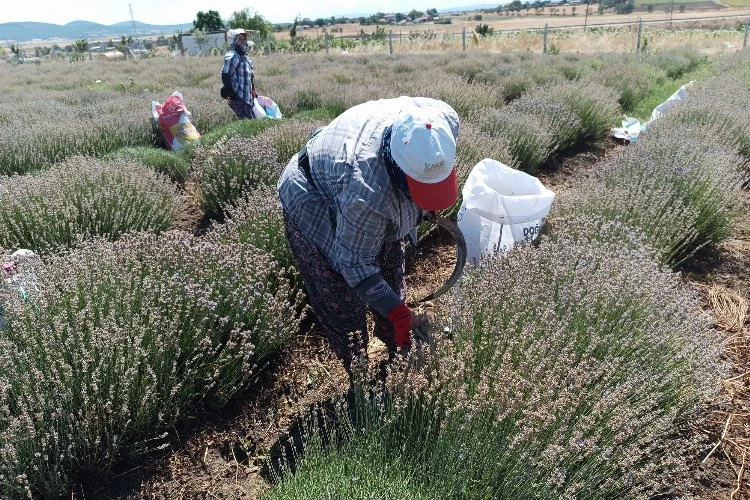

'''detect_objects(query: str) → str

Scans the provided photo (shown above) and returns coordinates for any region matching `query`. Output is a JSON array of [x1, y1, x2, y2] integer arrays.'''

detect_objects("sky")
[[0, 1, 487, 26]]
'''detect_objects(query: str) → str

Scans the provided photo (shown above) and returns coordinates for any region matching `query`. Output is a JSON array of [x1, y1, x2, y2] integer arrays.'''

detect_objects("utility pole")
[[665, 0, 675, 30], [584, 0, 590, 32], [129, 4, 144, 53]]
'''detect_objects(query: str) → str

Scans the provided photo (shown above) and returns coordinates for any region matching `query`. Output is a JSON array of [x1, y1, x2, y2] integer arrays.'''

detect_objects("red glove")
[[388, 303, 412, 348]]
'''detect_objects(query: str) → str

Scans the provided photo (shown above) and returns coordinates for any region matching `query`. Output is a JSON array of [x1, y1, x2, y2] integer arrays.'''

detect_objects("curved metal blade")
[[419, 215, 467, 303]]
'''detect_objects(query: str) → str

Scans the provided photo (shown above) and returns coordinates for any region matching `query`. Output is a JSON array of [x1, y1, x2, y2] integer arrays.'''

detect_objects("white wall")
[[180, 31, 227, 55]]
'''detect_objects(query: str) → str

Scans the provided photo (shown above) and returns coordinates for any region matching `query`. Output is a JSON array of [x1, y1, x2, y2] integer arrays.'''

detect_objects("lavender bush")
[[191, 135, 281, 218], [106, 146, 190, 182], [0, 156, 177, 254], [602, 126, 743, 252], [478, 106, 556, 173], [528, 80, 621, 142], [196, 118, 278, 149], [584, 61, 659, 112], [270, 236, 722, 498], [208, 186, 301, 297], [654, 76, 750, 159], [0, 232, 303, 497], [551, 186, 701, 267], [258, 120, 327, 164]]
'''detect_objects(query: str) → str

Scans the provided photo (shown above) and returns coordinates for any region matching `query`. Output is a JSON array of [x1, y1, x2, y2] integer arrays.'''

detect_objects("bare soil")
[[75, 140, 750, 499]]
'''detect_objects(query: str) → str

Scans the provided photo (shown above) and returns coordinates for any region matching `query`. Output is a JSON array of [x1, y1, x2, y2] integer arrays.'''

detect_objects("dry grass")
[[275, 6, 750, 40], [708, 285, 749, 333], [299, 23, 747, 55]]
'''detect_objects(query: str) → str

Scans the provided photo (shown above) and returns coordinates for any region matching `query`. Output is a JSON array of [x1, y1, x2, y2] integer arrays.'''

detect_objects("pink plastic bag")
[[151, 91, 201, 150]]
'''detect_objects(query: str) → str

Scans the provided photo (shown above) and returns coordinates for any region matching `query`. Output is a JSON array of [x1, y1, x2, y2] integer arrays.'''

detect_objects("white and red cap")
[[390, 107, 458, 211]]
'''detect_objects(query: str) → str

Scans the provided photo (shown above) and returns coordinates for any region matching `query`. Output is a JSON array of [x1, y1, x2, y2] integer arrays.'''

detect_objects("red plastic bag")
[[151, 91, 201, 150]]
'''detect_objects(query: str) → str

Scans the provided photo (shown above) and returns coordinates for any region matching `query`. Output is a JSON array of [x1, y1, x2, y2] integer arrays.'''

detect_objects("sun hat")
[[390, 107, 458, 211]]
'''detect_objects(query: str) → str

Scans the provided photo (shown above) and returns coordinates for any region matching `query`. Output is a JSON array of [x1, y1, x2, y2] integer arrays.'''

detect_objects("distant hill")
[[0, 20, 194, 43]]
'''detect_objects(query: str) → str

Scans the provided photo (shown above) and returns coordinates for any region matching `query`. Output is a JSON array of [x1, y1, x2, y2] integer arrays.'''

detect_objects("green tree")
[[9, 44, 21, 56], [427, 8, 439, 16], [193, 10, 225, 32], [476, 23, 493, 36], [372, 26, 387, 41], [171, 32, 184, 52], [73, 38, 89, 53], [116, 35, 133, 52], [408, 9, 424, 19], [227, 8, 273, 37]]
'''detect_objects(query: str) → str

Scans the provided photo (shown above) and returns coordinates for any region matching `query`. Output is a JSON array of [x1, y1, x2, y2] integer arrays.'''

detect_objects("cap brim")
[[406, 167, 458, 212]]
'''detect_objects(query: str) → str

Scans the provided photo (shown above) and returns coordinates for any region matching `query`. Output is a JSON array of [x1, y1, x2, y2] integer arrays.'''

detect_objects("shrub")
[[0, 156, 177, 254], [648, 51, 705, 80], [191, 135, 281, 218], [293, 88, 323, 112], [551, 184, 701, 267], [602, 126, 744, 252], [208, 186, 301, 296], [584, 61, 658, 112], [0, 232, 303, 497], [528, 80, 621, 142], [509, 97, 582, 152], [266, 431, 434, 499], [258, 119, 327, 164], [106, 146, 190, 182], [0, 91, 156, 176], [427, 76, 503, 118], [269, 237, 722, 498], [656, 78, 750, 159], [496, 72, 534, 103], [196, 118, 278, 149], [477, 106, 556, 173]]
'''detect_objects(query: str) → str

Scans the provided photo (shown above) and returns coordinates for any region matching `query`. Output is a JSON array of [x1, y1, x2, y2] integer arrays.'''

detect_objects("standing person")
[[277, 96, 460, 374], [221, 28, 258, 119]]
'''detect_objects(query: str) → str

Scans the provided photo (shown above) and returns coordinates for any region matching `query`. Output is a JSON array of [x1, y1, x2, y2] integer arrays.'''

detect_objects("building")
[[179, 30, 228, 55], [179, 29, 261, 56]]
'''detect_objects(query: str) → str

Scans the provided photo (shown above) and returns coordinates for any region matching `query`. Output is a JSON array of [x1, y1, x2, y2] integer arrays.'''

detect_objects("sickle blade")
[[419, 215, 467, 303]]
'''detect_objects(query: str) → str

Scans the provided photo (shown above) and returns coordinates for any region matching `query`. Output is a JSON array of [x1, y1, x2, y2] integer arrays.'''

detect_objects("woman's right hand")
[[388, 303, 413, 348]]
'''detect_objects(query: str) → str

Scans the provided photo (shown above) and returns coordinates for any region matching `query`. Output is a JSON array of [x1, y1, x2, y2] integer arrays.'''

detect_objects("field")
[[274, 4, 750, 41], [0, 26, 749, 500], [259, 4, 750, 56]]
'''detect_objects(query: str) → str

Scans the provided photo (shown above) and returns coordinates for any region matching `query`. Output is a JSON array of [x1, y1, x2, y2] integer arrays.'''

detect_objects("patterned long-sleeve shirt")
[[277, 96, 460, 288], [221, 49, 254, 105]]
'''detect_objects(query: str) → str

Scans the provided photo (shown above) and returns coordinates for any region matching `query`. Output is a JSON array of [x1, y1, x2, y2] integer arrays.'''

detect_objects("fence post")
[[462, 27, 466, 51], [325, 31, 329, 53], [543, 23, 548, 54], [389, 30, 393, 55], [636, 18, 643, 52], [266, 33, 271, 54], [745, 17, 749, 49]]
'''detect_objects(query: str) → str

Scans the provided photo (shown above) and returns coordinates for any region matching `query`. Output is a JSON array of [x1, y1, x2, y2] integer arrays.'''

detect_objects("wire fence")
[[249, 13, 750, 56]]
